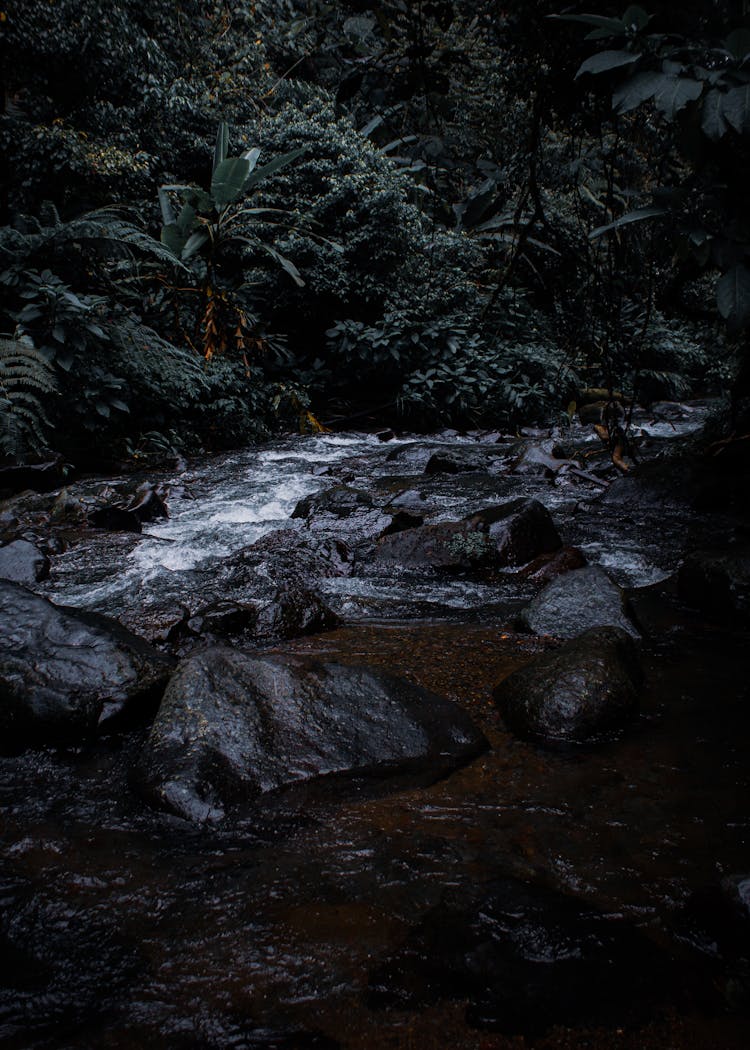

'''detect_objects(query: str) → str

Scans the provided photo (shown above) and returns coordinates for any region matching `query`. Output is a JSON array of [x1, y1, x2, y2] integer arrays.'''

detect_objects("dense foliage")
[[0, 1, 745, 463]]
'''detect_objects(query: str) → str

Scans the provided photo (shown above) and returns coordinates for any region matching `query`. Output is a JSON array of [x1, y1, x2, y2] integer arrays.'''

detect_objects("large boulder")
[[374, 520, 496, 572], [374, 498, 561, 573], [465, 498, 561, 566], [519, 565, 640, 639], [133, 647, 488, 823], [0, 539, 50, 585], [678, 549, 750, 625], [493, 626, 642, 745], [0, 581, 174, 753]]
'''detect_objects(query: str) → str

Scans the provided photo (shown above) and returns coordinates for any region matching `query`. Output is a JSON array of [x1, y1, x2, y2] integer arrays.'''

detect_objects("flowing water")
[[1, 408, 749, 1049]]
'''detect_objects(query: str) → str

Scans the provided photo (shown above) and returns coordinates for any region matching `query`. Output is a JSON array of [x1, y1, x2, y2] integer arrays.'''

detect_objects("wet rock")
[[376, 428, 396, 442], [88, 505, 143, 533], [379, 509, 424, 536], [240, 529, 352, 581], [678, 549, 750, 624], [519, 565, 640, 639], [374, 520, 496, 572], [424, 448, 494, 475], [511, 442, 572, 475], [369, 876, 690, 1035], [0, 539, 50, 584], [493, 626, 642, 745], [578, 401, 608, 424], [520, 545, 586, 585], [254, 586, 339, 640], [129, 482, 169, 523], [0, 581, 174, 753], [49, 486, 86, 523], [466, 497, 561, 567], [0, 459, 65, 495], [292, 486, 391, 542], [292, 486, 374, 520], [187, 600, 258, 639], [134, 648, 488, 823]]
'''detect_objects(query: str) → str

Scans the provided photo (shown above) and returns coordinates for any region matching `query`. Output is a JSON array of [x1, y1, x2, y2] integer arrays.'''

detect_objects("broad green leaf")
[[722, 83, 750, 134], [612, 70, 665, 113], [176, 202, 196, 236], [157, 187, 175, 227], [589, 205, 668, 239], [264, 245, 305, 286], [181, 230, 209, 261], [211, 156, 251, 207], [725, 28, 750, 60], [653, 76, 703, 120], [213, 122, 229, 173], [701, 89, 728, 140], [241, 146, 261, 173], [161, 223, 188, 258], [622, 6, 650, 31], [576, 50, 641, 78], [717, 263, 750, 328], [109, 399, 130, 413], [244, 147, 307, 191]]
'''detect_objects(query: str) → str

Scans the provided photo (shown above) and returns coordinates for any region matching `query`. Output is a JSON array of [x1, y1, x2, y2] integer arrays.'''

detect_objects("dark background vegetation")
[[1, 0, 749, 466]]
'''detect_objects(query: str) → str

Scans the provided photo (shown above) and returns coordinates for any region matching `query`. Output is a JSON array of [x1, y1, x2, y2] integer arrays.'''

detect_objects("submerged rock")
[[0, 581, 174, 753], [493, 626, 642, 745], [0, 539, 50, 585], [133, 647, 487, 823], [678, 549, 750, 624], [519, 565, 640, 639]]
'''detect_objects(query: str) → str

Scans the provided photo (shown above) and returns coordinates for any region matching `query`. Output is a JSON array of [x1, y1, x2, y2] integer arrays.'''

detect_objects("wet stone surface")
[[1, 407, 749, 1048]]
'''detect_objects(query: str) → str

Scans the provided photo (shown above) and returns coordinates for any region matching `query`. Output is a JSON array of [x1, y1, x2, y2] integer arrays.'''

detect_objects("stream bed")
[[1, 407, 749, 1049]]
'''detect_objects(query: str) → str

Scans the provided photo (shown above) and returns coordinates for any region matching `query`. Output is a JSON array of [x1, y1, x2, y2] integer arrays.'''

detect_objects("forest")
[[2, 0, 748, 465], [1, 4, 750, 1050]]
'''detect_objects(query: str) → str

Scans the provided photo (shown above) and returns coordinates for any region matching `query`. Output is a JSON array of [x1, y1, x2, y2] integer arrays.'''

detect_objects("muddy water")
[[1, 409, 749, 1048]]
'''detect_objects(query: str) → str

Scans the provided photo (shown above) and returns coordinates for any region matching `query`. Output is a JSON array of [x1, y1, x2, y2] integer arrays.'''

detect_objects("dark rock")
[[578, 401, 607, 424], [0, 539, 50, 584], [0, 581, 174, 753], [424, 449, 492, 475], [292, 486, 374, 520], [368, 876, 693, 1035], [128, 482, 169, 523], [386, 489, 431, 514], [520, 546, 586, 585], [133, 648, 488, 823], [511, 443, 572, 475], [678, 549, 750, 624], [375, 520, 495, 572], [88, 505, 143, 533], [466, 498, 561, 567], [254, 586, 339, 640], [376, 429, 396, 442], [0, 459, 65, 495], [240, 529, 352, 581], [493, 626, 642, 745], [188, 601, 258, 639], [379, 510, 424, 536], [49, 486, 86, 523], [519, 565, 640, 639]]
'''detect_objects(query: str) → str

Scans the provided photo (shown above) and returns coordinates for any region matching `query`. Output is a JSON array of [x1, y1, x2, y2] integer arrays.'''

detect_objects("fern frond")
[[0, 336, 57, 461]]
